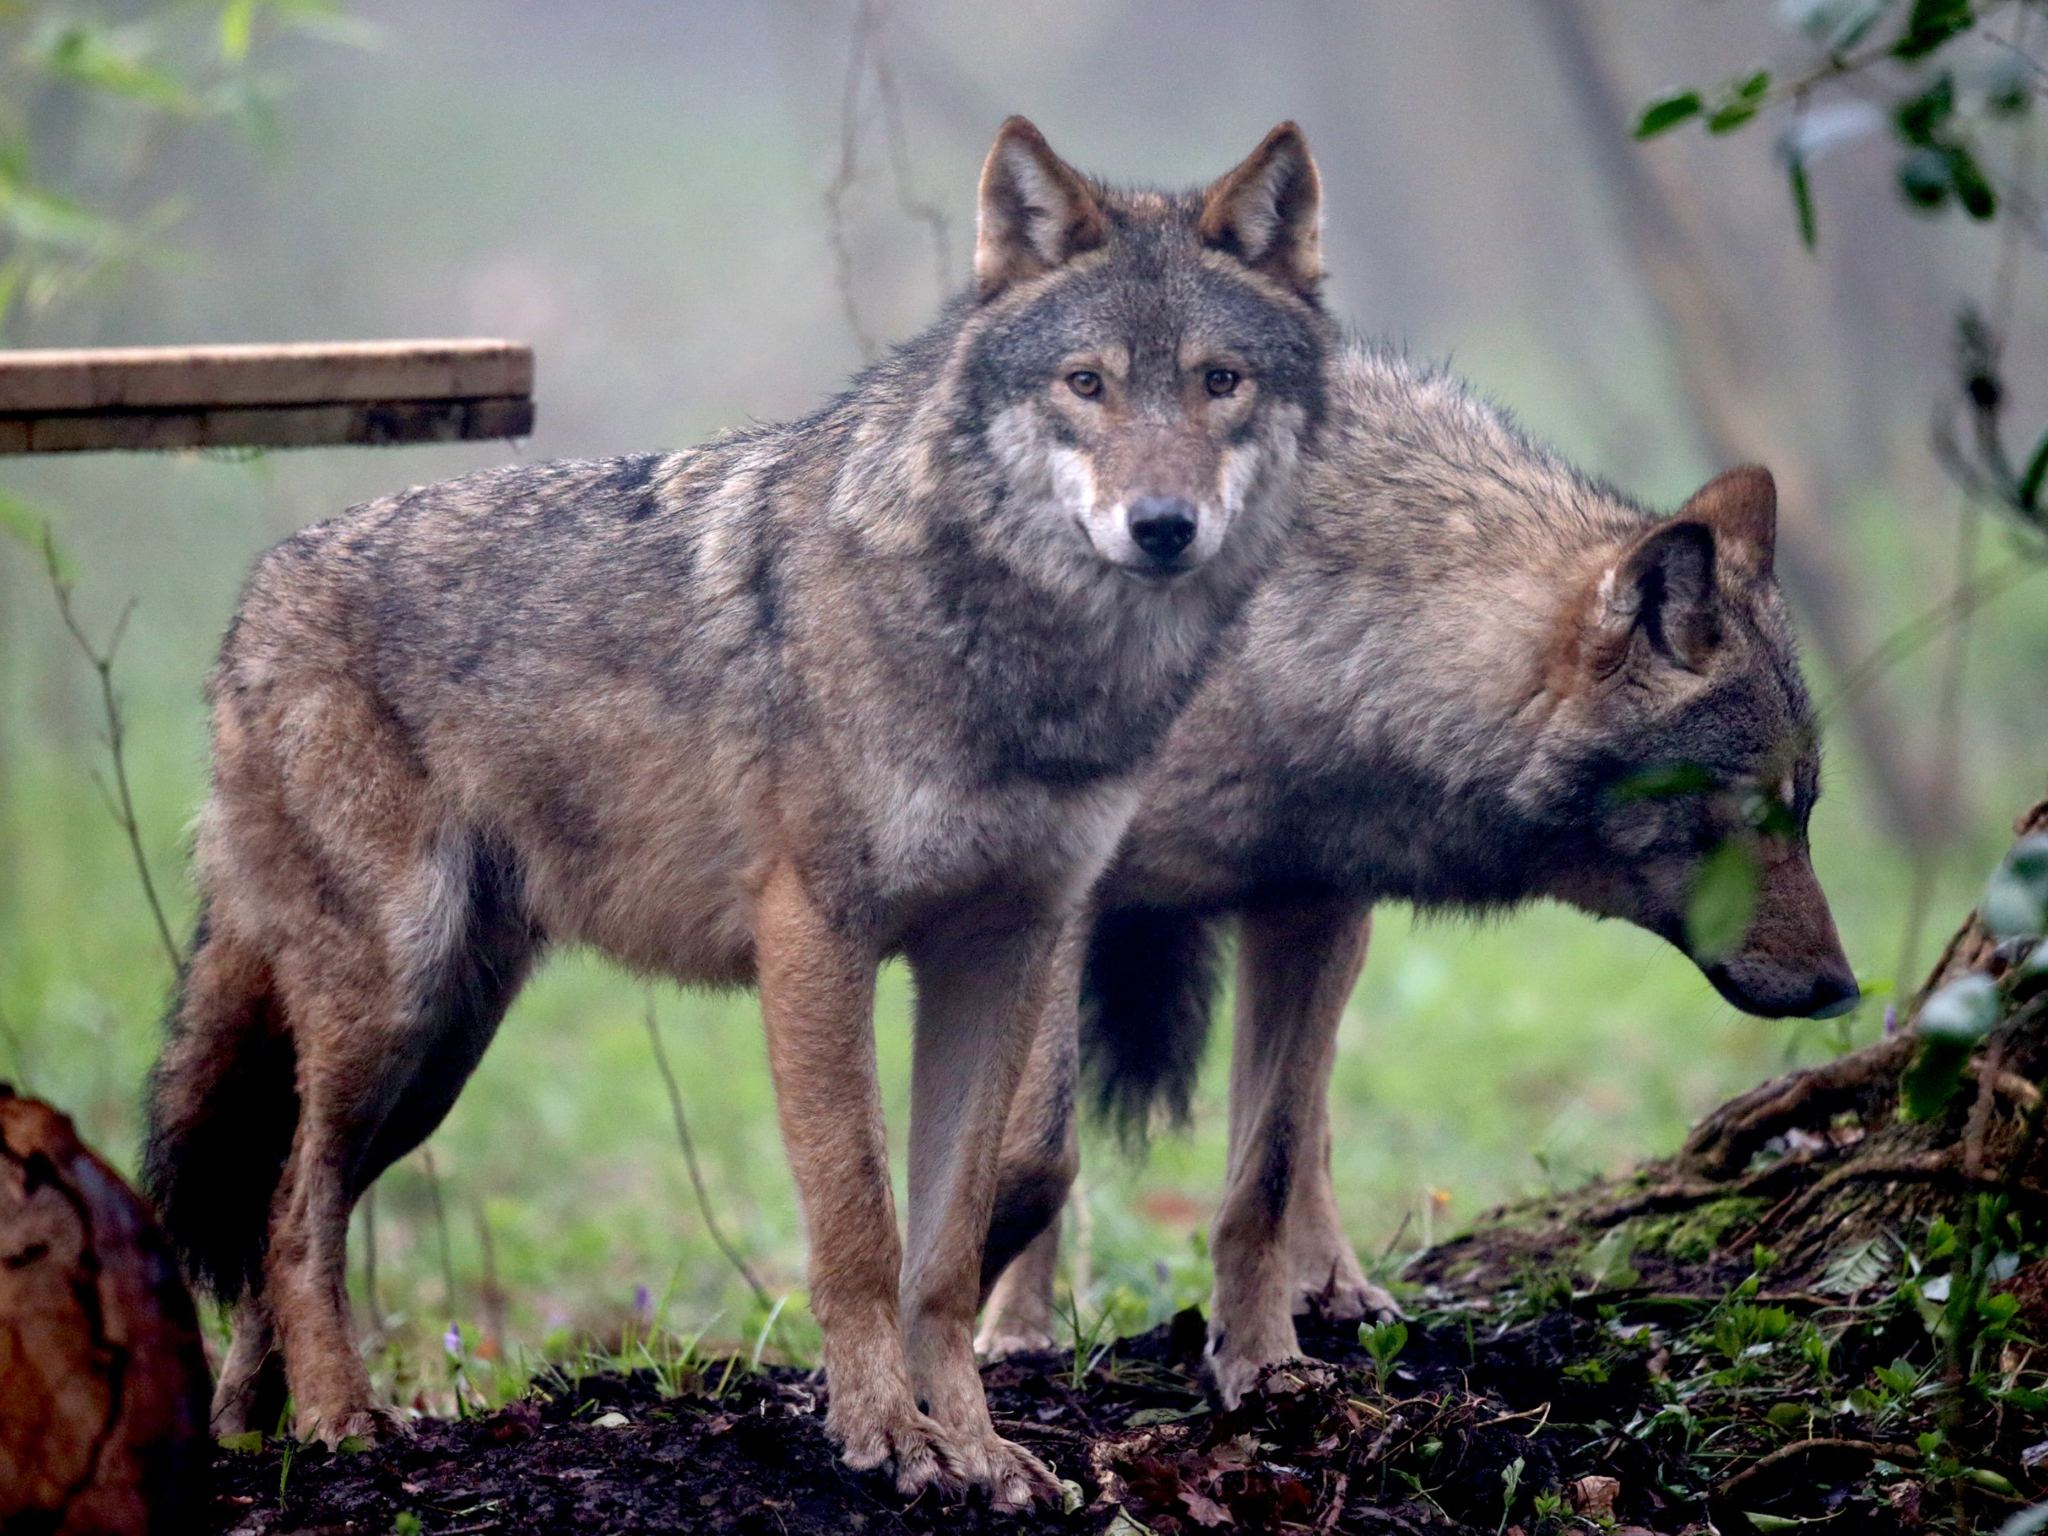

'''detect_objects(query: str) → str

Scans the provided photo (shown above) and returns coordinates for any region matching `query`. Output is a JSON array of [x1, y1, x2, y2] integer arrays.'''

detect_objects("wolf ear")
[[1596, 518, 1721, 672], [1678, 464, 1776, 581], [975, 117, 1109, 301], [1197, 122, 1323, 298]]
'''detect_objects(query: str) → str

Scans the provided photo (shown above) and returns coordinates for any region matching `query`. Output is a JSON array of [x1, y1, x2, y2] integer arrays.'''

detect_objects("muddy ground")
[[205, 1274, 1983, 1536]]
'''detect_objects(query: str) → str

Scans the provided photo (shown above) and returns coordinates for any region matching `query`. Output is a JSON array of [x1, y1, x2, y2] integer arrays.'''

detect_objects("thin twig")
[[360, 1183, 383, 1336], [420, 1145, 459, 1318], [643, 990, 772, 1311], [822, 0, 951, 358], [475, 1197, 507, 1357], [823, 0, 882, 359], [42, 529, 181, 978], [871, 25, 952, 297]]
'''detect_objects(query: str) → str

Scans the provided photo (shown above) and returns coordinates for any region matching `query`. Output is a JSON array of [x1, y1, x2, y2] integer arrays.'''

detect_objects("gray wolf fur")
[[142, 117, 1334, 1508], [974, 345, 1858, 1402]]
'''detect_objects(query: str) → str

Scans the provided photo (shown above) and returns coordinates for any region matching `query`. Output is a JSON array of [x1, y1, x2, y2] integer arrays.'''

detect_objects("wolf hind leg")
[[1207, 899, 1374, 1407], [265, 839, 537, 1447], [212, 1294, 289, 1435], [976, 929, 1083, 1358]]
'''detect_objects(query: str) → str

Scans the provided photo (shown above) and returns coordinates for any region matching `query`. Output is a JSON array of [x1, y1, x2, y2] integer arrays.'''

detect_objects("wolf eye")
[[1205, 368, 1241, 398], [1066, 370, 1102, 399]]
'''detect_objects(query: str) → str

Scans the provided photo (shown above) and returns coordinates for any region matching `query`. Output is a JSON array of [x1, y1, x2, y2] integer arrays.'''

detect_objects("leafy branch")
[[41, 529, 181, 979]]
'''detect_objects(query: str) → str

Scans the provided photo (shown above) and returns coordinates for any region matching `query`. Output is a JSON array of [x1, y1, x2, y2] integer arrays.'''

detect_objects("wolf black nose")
[[1128, 496, 1198, 564], [1804, 971, 1860, 1019]]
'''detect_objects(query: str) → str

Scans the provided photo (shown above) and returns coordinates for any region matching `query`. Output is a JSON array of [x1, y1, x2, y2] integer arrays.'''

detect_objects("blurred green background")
[[3, 1, 2044, 1389]]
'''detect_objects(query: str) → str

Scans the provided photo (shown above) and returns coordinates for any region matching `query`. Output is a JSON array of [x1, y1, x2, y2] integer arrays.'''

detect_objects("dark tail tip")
[[1080, 906, 1222, 1148]]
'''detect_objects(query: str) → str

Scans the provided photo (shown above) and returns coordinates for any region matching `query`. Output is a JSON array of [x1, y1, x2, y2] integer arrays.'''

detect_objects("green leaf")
[[1894, 72, 1956, 145], [1898, 146, 1953, 208], [32, 24, 202, 114], [1788, 154, 1818, 248], [1784, 0, 1897, 51], [1746, 1513, 1806, 1532], [216, 1429, 265, 1454], [1918, 973, 2001, 1041], [1687, 839, 1759, 962], [219, 0, 259, 62], [1613, 761, 1716, 800], [1636, 90, 1704, 139], [1893, 0, 1974, 60], [1900, 1036, 1973, 1120], [1983, 834, 2048, 940], [1943, 142, 1997, 219], [2017, 427, 2048, 512], [1708, 71, 1773, 135]]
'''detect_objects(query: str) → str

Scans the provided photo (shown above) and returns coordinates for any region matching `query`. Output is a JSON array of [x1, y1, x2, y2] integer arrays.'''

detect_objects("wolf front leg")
[[1208, 898, 1394, 1405], [901, 902, 1070, 1511], [754, 865, 961, 1503]]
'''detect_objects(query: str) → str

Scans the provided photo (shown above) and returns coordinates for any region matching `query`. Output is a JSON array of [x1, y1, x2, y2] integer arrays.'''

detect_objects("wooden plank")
[[1, 396, 534, 455], [0, 339, 532, 413]]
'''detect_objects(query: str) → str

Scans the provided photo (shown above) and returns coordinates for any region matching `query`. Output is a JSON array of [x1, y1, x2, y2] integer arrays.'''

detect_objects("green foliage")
[[1900, 972, 2000, 1119], [1708, 70, 1773, 134], [1893, 0, 1975, 60], [1360, 1318, 1409, 1380], [1633, 0, 2026, 247], [1981, 833, 2048, 940], [1686, 839, 1760, 962], [0, 1, 368, 337], [1634, 89, 1703, 139]]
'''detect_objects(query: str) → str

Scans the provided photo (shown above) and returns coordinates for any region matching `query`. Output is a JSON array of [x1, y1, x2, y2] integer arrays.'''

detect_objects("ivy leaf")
[[1982, 834, 2048, 941], [1899, 978, 1997, 1124], [1893, 0, 1974, 60], [1636, 90, 1704, 139], [1918, 973, 2001, 1042], [1687, 840, 1759, 962]]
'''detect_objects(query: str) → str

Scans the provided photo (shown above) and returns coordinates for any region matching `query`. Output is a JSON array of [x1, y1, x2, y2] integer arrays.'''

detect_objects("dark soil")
[[205, 1305, 1709, 1536]]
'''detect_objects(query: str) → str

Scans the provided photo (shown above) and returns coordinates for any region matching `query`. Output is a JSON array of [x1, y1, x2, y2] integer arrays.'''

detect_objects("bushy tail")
[[142, 911, 298, 1300], [1080, 906, 1223, 1145]]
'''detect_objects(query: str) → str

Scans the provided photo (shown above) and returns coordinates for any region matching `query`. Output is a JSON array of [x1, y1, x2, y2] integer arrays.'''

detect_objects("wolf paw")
[[296, 1403, 409, 1449], [956, 1430, 1065, 1512], [1292, 1266, 1403, 1323], [973, 1318, 1057, 1360], [835, 1406, 969, 1502]]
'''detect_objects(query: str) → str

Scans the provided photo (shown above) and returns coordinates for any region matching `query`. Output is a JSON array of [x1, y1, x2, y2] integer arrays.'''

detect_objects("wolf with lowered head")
[[143, 118, 1334, 1507], [976, 346, 1858, 1404]]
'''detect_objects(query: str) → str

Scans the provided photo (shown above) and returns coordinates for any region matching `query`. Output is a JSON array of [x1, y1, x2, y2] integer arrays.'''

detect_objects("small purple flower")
[[1883, 1004, 1900, 1037], [633, 1284, 654, 1324], [443, 1323, 463, 1359]]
